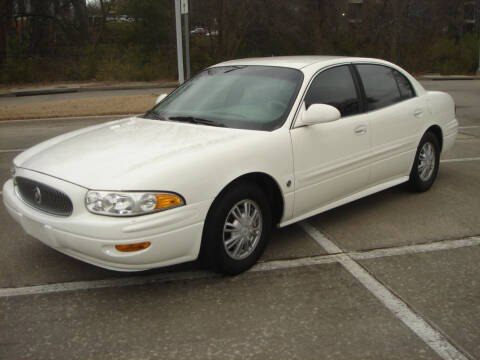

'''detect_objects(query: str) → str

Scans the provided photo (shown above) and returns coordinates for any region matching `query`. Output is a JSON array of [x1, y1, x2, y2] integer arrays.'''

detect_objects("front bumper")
[[2, 170, 211, 271]]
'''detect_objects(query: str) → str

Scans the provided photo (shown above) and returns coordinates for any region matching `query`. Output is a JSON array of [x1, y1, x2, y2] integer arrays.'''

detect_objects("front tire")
[[199, 181, 272, 275], [408, 132, 440, 192]]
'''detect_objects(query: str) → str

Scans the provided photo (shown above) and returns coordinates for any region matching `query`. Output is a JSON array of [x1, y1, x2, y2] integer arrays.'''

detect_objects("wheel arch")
[[425, 125, 443, 153], [210, 172, 285, 227]]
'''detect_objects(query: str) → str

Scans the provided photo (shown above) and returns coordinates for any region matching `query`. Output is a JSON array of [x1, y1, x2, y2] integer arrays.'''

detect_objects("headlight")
[[85, 190, 184, 216]]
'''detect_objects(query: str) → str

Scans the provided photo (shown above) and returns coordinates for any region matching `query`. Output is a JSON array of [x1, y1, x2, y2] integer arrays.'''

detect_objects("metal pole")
[[184, 10, 191, 80], [478, 25, 480, 74], [175, 0, 185, 84], [477, 39, 480, 74], [477, 1, 480, 74]]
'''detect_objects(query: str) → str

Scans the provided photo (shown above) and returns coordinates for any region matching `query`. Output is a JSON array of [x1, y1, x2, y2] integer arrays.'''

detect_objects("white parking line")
[[0, 149, 25, 153], [458, 125, 480, 129], [299, 222, 470, 360], [0, 235, 479, 300], [0, 271, 218, 298], [441, 157, 480, 163], [350, 237, 480, 260]]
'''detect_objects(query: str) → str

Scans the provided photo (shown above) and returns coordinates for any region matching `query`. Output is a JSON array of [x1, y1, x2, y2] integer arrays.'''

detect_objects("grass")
[[0, 94, 159, 120]]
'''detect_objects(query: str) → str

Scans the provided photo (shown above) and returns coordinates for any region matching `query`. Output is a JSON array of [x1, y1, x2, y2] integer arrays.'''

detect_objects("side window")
[[304, 65, 360, 117], [392, 69, 415, 100], [356, 64, 402, 111]]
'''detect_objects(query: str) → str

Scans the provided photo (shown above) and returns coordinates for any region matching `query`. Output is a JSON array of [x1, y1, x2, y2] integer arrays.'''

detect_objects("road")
[[0, 80, 479, 360]]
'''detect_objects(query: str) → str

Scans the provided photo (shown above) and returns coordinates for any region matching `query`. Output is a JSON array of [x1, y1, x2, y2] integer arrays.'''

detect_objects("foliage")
[[429, 34, 479, 74], [1, 0, 479, 84]]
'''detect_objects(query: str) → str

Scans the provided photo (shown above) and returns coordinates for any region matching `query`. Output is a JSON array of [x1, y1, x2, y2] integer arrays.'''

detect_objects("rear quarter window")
[[392, 69, 415, 100]]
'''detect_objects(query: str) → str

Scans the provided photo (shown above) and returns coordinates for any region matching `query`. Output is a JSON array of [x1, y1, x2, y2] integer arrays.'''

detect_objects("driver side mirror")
[[296, 103, 341, 127], [155, 93, 168, 105]]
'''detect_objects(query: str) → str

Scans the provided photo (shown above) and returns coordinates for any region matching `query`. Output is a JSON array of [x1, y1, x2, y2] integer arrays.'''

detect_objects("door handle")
[[354, 125, 367, 135], [414, 109, 424, 117]]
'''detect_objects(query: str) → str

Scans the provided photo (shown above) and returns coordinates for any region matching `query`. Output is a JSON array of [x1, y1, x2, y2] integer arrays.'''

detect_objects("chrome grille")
[[15, 177, 73, 216]]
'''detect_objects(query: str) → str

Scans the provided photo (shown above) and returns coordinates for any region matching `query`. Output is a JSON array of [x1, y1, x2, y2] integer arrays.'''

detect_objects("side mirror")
[[155, 93, 168, 105], [297, 103, 341, 127]]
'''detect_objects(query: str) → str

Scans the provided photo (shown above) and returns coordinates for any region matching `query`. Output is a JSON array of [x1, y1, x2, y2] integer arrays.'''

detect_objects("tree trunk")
[[70, 0, 89, 43]]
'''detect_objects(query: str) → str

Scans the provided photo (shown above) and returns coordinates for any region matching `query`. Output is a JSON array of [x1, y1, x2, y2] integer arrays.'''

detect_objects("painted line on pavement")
[[0, 271, 219, 298], [0, 149, 25, 153], [441, 157, 480, 163], [458, 126, 480, 129], [300, 222, 470, 360], [252, 254, 341, 272], [350, 237, 480, 260], [0, 235, 479, 299], [0, 114, 133, 124]]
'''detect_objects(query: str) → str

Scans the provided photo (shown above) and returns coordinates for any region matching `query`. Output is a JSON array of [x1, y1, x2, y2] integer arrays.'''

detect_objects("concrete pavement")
[[0, 80, 479, 359]]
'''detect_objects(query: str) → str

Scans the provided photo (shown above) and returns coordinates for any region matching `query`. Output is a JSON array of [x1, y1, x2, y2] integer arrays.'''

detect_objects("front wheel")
[[408, 132, 440, 192], [199, 181, 272, 275]]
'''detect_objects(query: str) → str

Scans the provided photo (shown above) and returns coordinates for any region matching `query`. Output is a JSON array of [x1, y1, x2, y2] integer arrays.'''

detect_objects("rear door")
[[290, 65, 371, 218], [354, 64, 425, 185]]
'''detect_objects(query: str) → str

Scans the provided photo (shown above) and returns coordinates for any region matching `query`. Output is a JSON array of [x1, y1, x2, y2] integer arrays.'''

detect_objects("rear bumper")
[[3, 172, 211, 271], [442, 118, 458, 154]]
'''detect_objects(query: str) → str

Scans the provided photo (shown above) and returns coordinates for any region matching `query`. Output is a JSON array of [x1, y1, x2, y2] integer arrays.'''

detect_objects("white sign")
[[181, 0, 189, 14]]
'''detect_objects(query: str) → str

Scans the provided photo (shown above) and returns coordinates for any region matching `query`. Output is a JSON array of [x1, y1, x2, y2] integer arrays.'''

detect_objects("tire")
[[408, 131, 440, 192], [199, 181, 272, 275]]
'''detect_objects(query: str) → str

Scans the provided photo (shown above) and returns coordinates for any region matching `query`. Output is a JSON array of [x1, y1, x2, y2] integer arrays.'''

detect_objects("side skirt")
[[279, 176, 409, 227]]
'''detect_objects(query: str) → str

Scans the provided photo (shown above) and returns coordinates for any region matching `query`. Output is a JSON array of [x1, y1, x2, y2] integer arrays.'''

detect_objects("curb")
[[10, 87, 79, 97], [0, 82, 178, 98], [77, 83, 177, 93], [0, 114, 134, 123], [417, 76, 480, 81]]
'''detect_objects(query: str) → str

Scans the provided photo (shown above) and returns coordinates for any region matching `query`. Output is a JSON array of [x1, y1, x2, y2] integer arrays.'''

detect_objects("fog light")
[[115, 242, 151, 252]]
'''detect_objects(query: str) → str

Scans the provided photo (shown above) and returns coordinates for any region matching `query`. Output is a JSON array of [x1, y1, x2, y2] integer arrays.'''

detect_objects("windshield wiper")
[[168, 116, 225, 127], [143, 110, 166, 120], [223, 65, 246, 74]]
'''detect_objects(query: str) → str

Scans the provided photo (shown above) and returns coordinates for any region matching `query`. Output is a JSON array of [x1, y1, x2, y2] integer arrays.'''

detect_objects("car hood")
[[15, 117, 251, 189]]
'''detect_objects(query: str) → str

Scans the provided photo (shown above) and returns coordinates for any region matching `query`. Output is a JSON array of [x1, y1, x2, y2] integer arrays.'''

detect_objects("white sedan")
[[3, 56, 458, 275]]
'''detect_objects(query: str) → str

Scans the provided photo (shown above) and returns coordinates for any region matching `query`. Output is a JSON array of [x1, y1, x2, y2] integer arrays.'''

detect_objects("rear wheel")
[[199, 181, 272, 275], [408, 132, 440, 192]]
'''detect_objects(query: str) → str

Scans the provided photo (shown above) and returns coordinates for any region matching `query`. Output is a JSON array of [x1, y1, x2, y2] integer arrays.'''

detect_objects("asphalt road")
[[0, 80, 479, 360]]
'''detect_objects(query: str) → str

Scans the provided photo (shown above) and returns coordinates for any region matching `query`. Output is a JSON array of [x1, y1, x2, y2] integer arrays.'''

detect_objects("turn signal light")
[[115, 242, 151, 252], [155, 194, 183, 209]]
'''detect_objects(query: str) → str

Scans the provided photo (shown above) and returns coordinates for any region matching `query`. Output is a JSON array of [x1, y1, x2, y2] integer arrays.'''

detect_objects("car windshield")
[[148, 65, 304, 131]]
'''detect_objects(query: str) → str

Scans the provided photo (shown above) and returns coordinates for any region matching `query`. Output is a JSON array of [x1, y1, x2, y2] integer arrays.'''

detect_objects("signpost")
[[174, 0, 184, 84], [182, 0, 191, 80]]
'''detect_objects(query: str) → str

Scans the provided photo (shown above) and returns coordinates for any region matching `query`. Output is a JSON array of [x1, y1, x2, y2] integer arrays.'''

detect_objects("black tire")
[[199, 181, 272, 275], [408, 131, 440, 192]]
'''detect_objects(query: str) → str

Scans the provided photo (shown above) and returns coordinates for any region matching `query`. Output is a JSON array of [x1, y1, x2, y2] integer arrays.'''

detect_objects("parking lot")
[[0, 80, 479, 360]]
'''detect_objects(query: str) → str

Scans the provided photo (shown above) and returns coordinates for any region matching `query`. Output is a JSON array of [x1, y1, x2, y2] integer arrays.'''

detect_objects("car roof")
[[212, 56, 350, 69]]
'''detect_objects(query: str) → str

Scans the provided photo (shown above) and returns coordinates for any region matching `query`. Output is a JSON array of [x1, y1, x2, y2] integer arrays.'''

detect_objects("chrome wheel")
[[418, 142, 436, 181], [223, 199, 263, 260]]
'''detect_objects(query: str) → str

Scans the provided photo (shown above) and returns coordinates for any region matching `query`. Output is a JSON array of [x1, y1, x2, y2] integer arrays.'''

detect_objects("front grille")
[[15, 176, 73, 216]]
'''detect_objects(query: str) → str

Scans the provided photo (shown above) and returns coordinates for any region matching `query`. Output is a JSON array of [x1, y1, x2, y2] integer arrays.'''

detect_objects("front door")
[[291, 65, 371, 218]]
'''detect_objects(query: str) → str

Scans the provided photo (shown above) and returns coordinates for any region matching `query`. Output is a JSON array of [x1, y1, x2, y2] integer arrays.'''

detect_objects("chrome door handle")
[[414, 109, 424, 117], [354, 125, 367, 135]]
